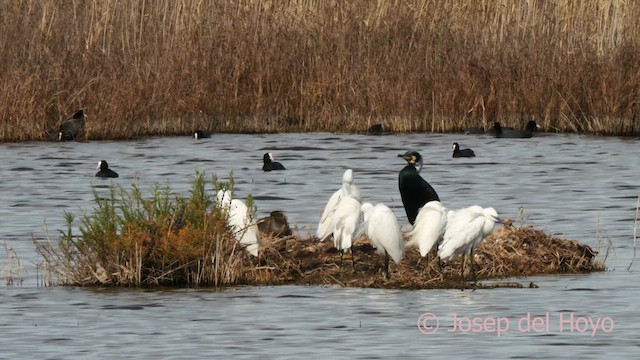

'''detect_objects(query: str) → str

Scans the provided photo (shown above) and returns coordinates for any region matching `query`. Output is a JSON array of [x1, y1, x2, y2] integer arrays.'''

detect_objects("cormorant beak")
[[398, 153, 411, 162]]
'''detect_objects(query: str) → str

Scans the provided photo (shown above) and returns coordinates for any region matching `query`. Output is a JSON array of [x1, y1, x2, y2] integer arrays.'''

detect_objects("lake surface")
[[0, 132, 638, 359]]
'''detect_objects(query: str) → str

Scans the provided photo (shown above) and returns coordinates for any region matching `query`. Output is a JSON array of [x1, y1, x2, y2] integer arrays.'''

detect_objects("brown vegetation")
[[1, 0, 640, 141], [36, 215, 605, 289], [256, 224, 604, 289]]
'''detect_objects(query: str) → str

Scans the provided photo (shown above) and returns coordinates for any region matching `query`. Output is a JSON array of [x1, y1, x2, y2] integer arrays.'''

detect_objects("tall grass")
[[34, 172, 260, 287], [1, 0, 639, 141]]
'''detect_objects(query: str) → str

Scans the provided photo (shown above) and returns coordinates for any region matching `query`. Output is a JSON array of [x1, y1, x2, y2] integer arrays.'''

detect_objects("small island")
[[33, 173, 604, 290]]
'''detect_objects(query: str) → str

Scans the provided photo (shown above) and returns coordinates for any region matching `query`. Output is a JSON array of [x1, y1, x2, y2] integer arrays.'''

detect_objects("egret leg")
[[350, 245, 355, 270], [384, 251, 390, 280], [460, 254, 466, 282], [470, 249, 477, 284], [340, 250, 344, 266]]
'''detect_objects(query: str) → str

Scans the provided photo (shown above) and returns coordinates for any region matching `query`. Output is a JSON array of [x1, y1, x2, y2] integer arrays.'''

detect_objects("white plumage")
[[359, 203, 404, 276], [437, 206, 501, 280], [331, 195, 362, 253], [316, 169, 361, 242], [216, 189, 260, 257], [406, 200, 448, 257]]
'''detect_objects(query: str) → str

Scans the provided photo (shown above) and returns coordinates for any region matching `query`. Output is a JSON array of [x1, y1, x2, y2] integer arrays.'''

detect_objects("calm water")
[[0, 133, 639, 359]]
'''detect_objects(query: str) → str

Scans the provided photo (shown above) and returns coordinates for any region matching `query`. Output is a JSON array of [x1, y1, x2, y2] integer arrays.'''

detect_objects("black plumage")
[[398, 151, 440, 225], [463, 125, 485, 134], [452, 142, 476, 158], [95, 160, 119, 178], [262, 152, 286, 171], [366, 123, 384, 135], [58, 110, 86, 141], [491, 120, 540, 138], [193, 130, 211, 139]]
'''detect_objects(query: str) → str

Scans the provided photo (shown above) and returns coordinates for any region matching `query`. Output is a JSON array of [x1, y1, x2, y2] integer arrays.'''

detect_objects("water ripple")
[[0, 133, 638, 358]]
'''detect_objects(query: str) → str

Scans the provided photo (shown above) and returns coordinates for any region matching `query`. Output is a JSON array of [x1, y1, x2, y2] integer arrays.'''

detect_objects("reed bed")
[[1, 0, 640, 141], [33, 173, 604, 288]]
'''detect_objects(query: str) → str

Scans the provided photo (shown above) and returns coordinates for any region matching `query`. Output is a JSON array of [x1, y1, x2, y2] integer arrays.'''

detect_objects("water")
[[0, 133, 638, 359]]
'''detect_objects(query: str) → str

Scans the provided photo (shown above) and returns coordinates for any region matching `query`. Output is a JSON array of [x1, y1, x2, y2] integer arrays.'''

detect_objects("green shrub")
[[35, 172, 258, 287]]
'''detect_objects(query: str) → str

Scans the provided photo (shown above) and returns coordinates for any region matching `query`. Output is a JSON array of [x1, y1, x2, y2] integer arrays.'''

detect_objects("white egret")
[[358, 202, 404, 279], [216, 189, 260, 257], [438, 206, 502, 281], [331, 192, 361, 267], [316, 169, 361, 242], [406, 200, 448, 258], [398, 151, 440, 225]]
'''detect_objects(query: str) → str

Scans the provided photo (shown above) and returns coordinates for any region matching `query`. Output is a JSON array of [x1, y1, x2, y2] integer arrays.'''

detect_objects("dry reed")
[[1, 241, 26, 286], [1, 0, 640, 141], [254, 224, 605, 289]]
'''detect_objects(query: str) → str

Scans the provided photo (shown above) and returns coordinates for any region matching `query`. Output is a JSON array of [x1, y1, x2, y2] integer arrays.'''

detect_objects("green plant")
[[34, 172, 257, 287]]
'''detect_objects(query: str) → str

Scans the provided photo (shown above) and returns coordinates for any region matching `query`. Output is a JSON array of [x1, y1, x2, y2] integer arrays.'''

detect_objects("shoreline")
[[4, 125, 640, 144]]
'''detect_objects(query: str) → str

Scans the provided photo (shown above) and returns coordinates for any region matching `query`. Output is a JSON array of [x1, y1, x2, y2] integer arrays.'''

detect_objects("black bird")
[[262, 152, 286, 171], [485, 122, 503, 137], [95, 160, 119, 178], [463, 125, 485, 134], [524, 120, 541, 132], [398, 151, 440, 225], [491, 120, 540, 138], [58, 110, 86, 141], [257, 211, 292, 237], [366, 123, 384, 135], [452, 142, 476, 158], [193, 130, 211, 139]]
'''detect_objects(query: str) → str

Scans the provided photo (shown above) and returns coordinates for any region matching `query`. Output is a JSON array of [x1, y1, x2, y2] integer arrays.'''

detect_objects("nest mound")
[[252, 225, 605, 289]]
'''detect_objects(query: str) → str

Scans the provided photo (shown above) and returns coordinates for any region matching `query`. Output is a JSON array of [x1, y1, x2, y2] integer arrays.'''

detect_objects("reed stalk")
[[628, 195, 639, 271], [1, 0, 639, 141], [1, 241, 26, 286]]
